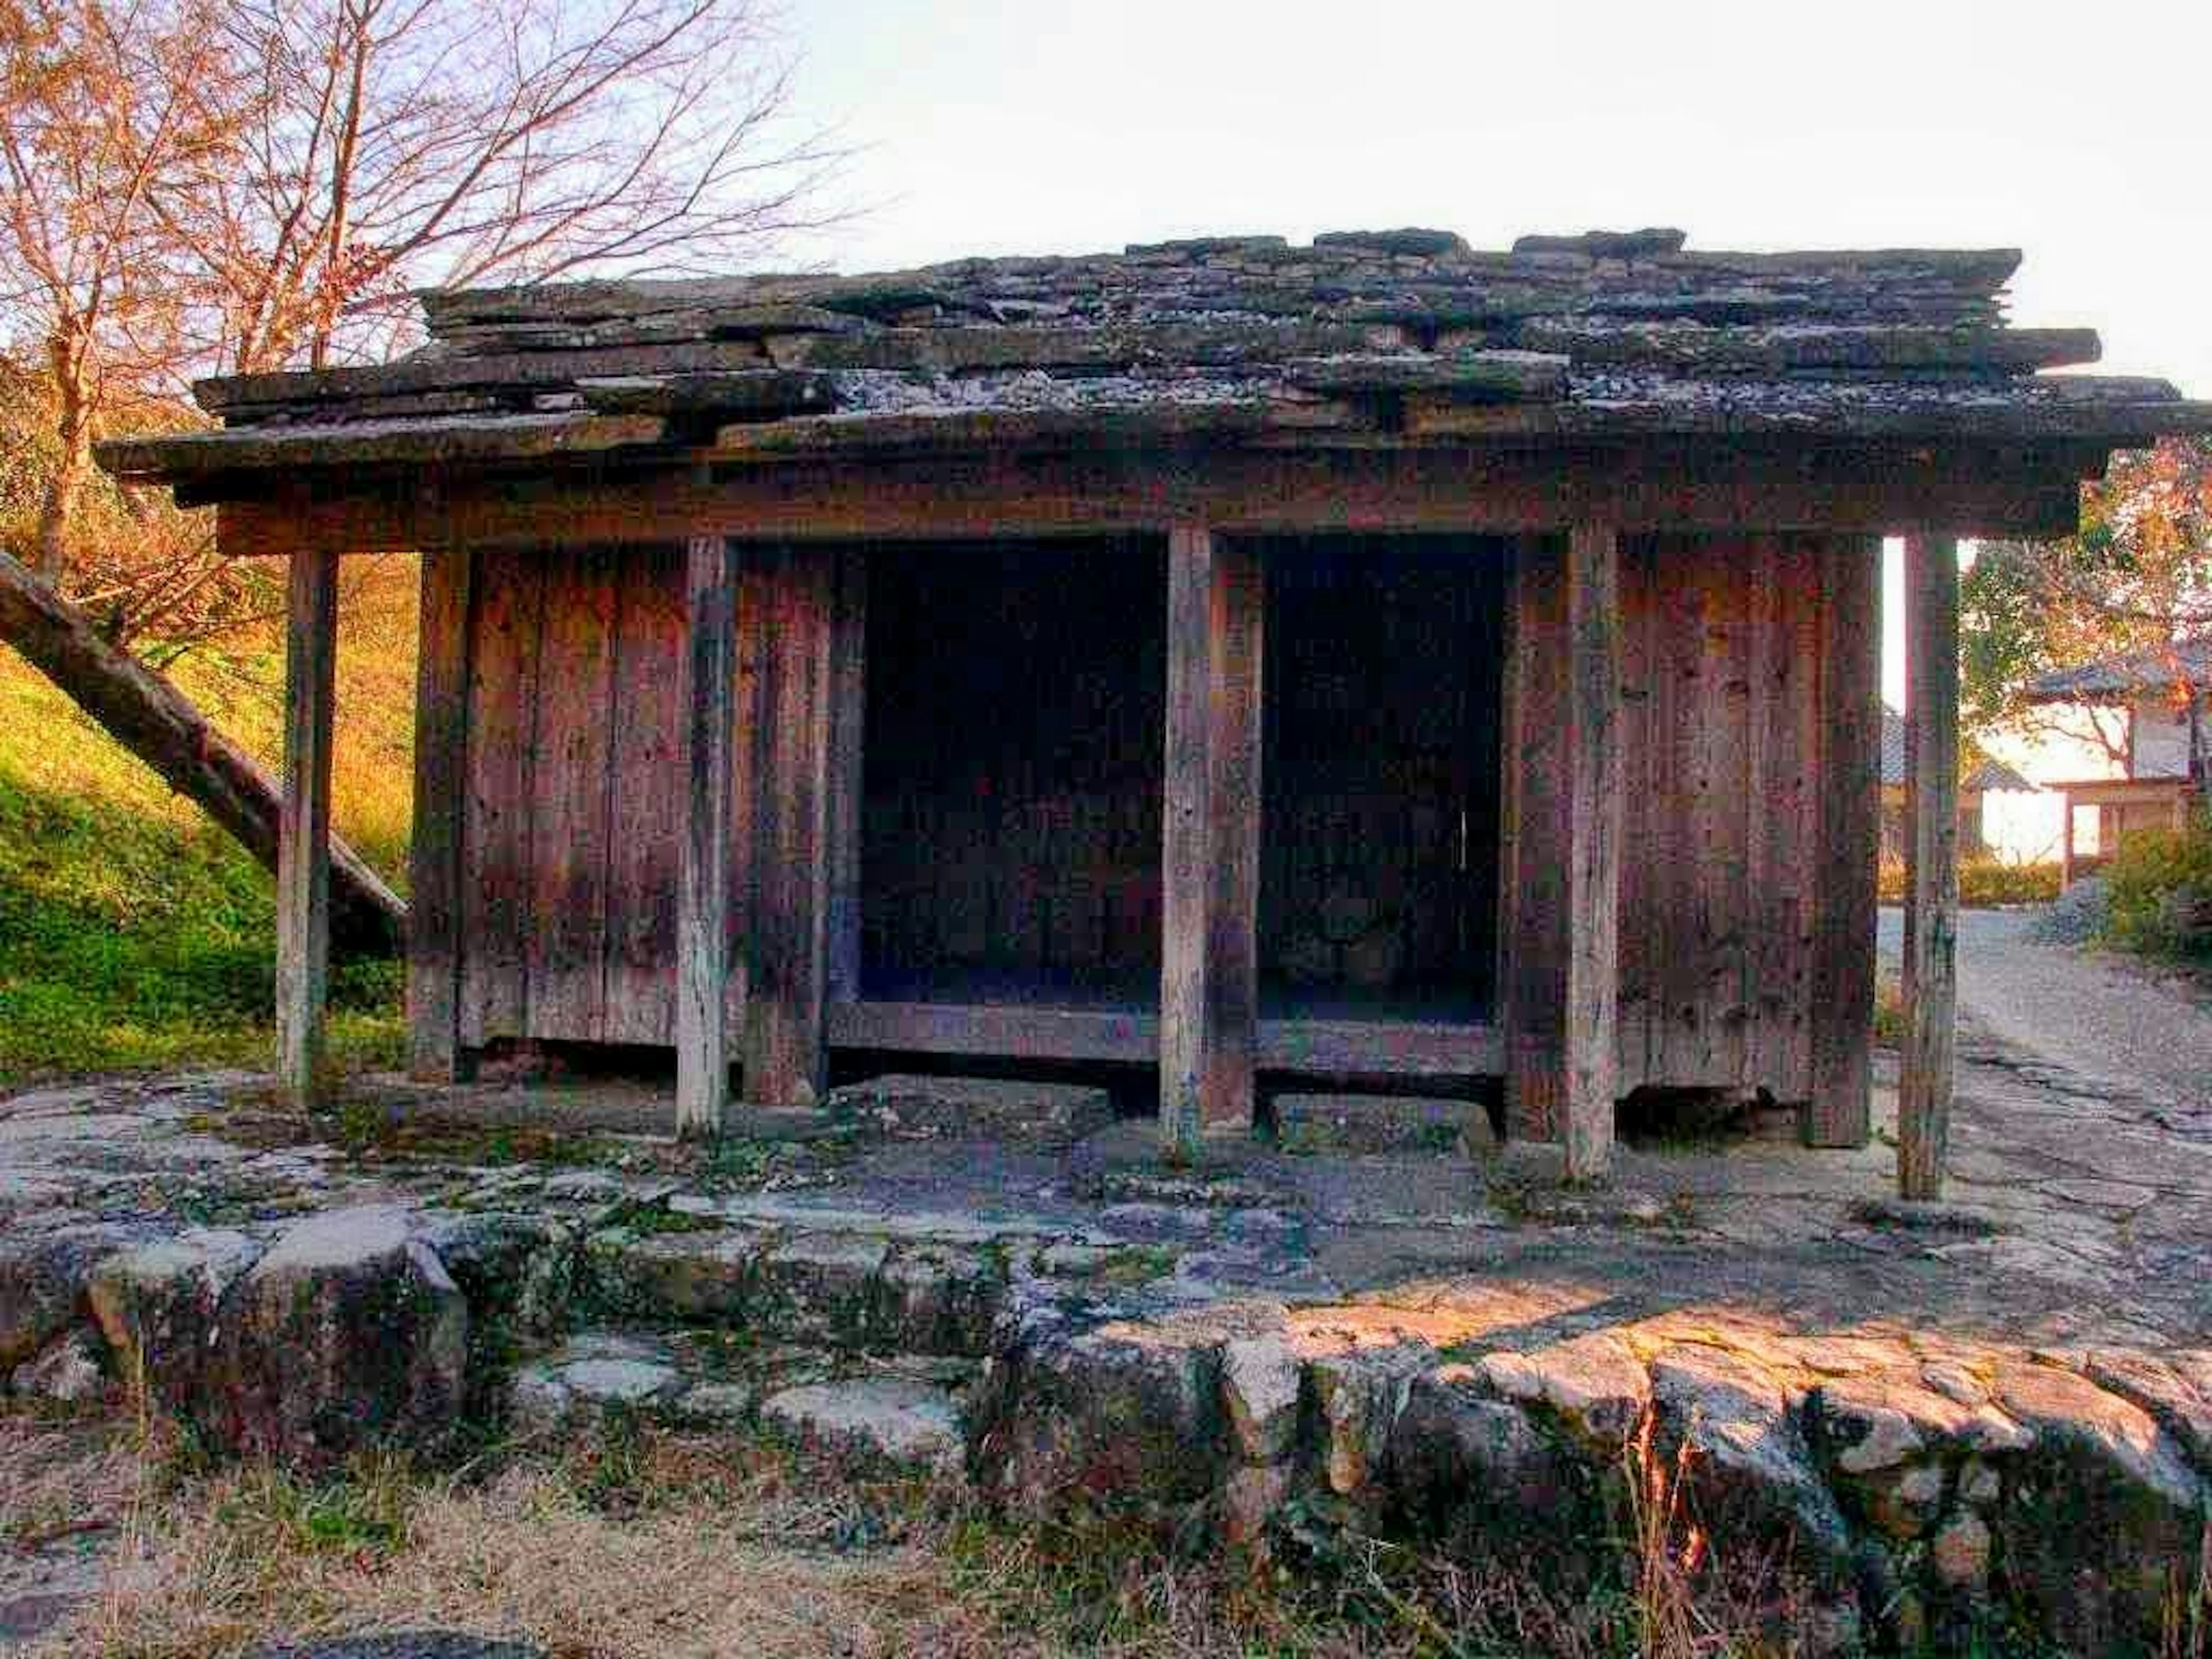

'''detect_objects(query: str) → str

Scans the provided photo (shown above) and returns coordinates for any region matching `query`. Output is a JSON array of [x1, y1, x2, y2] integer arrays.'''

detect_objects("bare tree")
[[187, 0, 840, 374], [0, 0, 240, 578]]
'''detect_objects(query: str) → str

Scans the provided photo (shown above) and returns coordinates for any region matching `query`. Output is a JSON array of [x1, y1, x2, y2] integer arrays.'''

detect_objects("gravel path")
[[1877, 905, 2212, 1124]]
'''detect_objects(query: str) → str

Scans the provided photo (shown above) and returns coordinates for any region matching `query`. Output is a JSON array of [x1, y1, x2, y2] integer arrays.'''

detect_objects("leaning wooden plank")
[[1562, 524, 1623, 1180], [1899, 535, 1962, 1199], [407, 546, 472, 1081], [676, 534, 737, 1137], [0, 550, 403, 956], [97, 412, 668, 479], [1159, 526, 1264, 1151], [277, 549, 341, 1107]]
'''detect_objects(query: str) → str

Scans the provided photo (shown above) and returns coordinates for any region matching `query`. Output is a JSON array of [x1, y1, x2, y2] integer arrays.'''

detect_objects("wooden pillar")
[[1499, 528, 1622, 1176], [407, 547, 472, 1083], [1562, 525, 1622, 1180], [276, 547, 340, 1107], [2059, 790, 2076, 890], [1899, 533, 1960, 1200], [1805, 534, 1881, 1147], [676, 533, 736, 1137], [1160, 525, 1264, 1154], [743, 544, 837, 1107]]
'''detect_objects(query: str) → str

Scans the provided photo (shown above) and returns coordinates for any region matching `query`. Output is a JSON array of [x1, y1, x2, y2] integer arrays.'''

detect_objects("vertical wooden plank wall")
[[1506, 532, 1878, 1138], [1160, 527, 1264, 1152], [1562, 525, 1623, 1178], [1499, 535, 1570, 1141], [603, 544, 686, 1048], [460, 547, 545, 1048], [407, 546, 472, 1081], [1805, 535, 1881, 1146], [741, 545, 838, 1107], [276, 547, 341, 1106]]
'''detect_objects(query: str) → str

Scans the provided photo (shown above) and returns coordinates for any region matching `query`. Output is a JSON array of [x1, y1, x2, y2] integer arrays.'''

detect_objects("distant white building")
[[1973, 642, 2206, 872]]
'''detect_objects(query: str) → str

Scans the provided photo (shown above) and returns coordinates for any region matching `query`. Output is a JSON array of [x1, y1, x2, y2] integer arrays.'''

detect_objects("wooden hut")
[[99, 225, 2212, 1191]]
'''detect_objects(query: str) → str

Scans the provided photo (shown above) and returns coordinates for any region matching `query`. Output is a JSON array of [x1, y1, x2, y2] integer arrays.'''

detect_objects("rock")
[[1649, 1344, 1852, 1579], [87, 1228, 262, 1418], [249, 1638, 546, 1659], [508, 1334, 683, 1431], [762, 1376, 964, 1474], [1990, 1359, 2206, 1653], [827, 1075, 1115, 1147], [0, 1222, 139, 1368], [417, 1212, 573, 1340], [1477, 1332, 1650, 1453], [217, 1207, 468, 1464], [1221, 1462, 1291, 1548], [1861, 1461, 1945, 1540], [1810, 1371, 2028, 1476], [2079, 1347, 2212, 1468], [1308, 1345, 1425, 1502], [10, 1327, 105, 1404], [1930, 1511, 1993, 1589], [1958, 1457, 2002, 1508], [1219, 1333, 1302, 1463], [1389, 1364, 1589, 1543], [1274, 1093, 1486, 1156]]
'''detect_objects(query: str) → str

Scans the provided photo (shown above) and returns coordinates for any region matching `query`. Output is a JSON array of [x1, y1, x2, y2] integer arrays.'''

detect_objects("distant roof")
[[1881, 705, 2035, 792], [2023, 641, 2211, 702], [96, 225, 2212, 485]]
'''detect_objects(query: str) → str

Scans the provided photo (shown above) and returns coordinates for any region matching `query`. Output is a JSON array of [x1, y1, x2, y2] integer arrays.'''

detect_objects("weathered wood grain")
[[1899, 534, 1961, 1197], [1563, 525, 1622, 1180], [824, 550, 869, 1009], [459, 548, 545, 1047], [1804, 535, 1881, 1147], [676, 534, 736, 1136], [1160, 527, 1265, 1150], [407, 546, 472, 1081], [1501, 535, 1569, 1141], [276, 548, 340, 1107], [603, 543, 685, 1048], [212, 440, 2104, 558], [742, 545, 837, 1107], [525, 547, 619, 1040]]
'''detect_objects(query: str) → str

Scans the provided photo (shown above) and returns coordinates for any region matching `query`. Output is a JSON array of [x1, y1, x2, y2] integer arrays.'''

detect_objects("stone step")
[[509, 1327, 972, 1475]]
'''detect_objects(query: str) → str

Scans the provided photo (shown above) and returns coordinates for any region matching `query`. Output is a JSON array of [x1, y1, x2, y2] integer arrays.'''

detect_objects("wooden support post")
[[743, 544, 837, 1107], [1562, 524, 1622, 1180], [1899, 534, 1961, 1200], [407, 546, 472, 1082], [676, 533, 737, 1137], [1160, 525, 1264, 1153], [1805, 535, 1881, 1147], [276, 547, 340, 1107]]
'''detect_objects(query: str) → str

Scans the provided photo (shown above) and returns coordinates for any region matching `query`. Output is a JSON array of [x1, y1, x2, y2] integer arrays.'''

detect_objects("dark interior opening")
[[860, 536, 1166, 1006], [1257, 535, 1506, 1023]]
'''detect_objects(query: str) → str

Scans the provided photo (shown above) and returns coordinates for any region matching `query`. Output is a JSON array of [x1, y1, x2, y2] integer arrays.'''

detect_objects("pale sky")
[[777, 0, 2212, 709]]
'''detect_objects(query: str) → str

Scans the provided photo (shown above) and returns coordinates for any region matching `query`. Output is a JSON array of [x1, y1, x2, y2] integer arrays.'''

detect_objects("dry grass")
[[5, 1400, 1814, 1659]]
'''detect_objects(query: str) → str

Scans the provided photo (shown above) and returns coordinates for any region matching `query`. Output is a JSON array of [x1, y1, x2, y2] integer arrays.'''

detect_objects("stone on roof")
[[94, 226, 2212, 487]]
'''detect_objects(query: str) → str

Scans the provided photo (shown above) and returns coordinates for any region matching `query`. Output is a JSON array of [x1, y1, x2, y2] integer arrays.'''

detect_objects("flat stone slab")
[[1274, 1093, 1491, 1156], [762, 1374, 965, 1472], [827, 1074, 1115, 1146]]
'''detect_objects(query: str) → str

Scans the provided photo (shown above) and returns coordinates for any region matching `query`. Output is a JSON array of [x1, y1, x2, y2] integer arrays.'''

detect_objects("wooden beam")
[[742, 544, 837, 1107], [406, 546, 472, 1082], [1804, 535, 1881, 1146], [214, 439, 2102, 558], [676, 533, 737, 1136], [1899, 533, 1961, 1199], [276, 547, 340, 1107], [1160, 526, 1264, 1152], [1563, 524, 1623, 1180]]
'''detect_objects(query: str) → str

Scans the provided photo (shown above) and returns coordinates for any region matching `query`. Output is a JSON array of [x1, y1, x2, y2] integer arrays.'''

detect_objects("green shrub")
[[1877, 854, 2060, 908], [2103, 817, 2212, 961]]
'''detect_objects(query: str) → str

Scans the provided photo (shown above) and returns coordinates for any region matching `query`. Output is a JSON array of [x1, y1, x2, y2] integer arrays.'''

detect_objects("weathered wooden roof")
[[98, 226, 2212, 488], [2023, 641, 2211, 703], [1880, 707, 2036, 792]]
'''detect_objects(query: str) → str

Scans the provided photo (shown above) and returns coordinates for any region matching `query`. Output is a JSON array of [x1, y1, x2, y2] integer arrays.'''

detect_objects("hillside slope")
[[0, 558, 418, 1085]]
